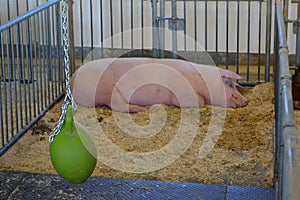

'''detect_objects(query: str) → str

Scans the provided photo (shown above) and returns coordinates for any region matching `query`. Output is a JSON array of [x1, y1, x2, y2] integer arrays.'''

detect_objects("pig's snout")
[[235, 97, 250, 108]]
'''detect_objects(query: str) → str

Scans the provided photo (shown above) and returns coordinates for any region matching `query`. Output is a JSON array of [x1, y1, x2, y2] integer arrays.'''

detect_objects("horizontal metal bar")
[[157, 16, 181, 20], [0, 0, 60, 32], [285, 19, 300, 23], [276, 2, 288, 49]]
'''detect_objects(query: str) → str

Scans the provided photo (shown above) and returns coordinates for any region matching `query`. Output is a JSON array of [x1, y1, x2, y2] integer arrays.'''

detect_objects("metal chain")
[[49, 0, 76, 143]]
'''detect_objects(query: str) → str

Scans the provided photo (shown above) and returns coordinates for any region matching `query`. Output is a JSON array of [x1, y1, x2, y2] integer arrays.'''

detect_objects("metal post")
[[152, 0, 158, 57], [69, 0, 75, 74], [265, 0, 272, 82], [273, 6, 281, 199], [171, 0, 177, 58], [159, 0, 165, 58]]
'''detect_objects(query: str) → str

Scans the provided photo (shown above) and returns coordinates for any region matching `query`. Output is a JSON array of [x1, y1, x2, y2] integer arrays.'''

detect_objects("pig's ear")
[[235, 83, 245, 93], [220, 69, 243, 80]]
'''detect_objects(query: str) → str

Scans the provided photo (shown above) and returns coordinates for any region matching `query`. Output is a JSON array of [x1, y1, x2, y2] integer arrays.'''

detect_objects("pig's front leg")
[[170, 92, 205, 108], [110, 88, 147, 113]]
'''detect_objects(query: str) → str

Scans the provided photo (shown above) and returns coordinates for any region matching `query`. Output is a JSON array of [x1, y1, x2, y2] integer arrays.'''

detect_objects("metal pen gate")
[[0, 0, 65, 155], [151, 0, 273, 85]]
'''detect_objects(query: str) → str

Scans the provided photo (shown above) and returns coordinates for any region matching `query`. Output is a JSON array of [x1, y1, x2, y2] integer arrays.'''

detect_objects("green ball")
[[50, 106, 97, 185]]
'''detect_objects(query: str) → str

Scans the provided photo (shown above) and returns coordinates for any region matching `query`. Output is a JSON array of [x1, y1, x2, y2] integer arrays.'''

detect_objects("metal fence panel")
[[274, 0, 300, 199], [0, 0, 65, 156]]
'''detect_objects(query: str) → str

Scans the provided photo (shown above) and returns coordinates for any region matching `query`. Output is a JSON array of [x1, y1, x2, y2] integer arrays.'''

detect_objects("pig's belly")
[[127, 85, 173, 106]]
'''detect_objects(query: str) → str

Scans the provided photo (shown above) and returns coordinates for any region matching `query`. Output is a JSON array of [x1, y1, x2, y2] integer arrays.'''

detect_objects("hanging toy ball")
[[50, 106, 97, 185]]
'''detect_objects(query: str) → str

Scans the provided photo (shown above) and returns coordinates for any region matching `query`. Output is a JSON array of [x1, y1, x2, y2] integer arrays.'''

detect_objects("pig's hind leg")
[[110, 88, 146, 113]]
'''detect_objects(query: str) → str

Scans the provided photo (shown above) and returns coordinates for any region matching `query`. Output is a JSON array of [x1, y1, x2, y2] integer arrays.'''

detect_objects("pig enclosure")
[[0, 0, 299, 199]]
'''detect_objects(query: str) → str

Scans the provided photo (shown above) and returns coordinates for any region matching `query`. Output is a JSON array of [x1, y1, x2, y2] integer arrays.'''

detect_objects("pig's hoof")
[[129, 105, 147, 113]]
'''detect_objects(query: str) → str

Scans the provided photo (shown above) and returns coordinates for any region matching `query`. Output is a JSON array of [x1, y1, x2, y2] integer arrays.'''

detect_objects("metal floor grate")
[[0, 171, 275, 200]]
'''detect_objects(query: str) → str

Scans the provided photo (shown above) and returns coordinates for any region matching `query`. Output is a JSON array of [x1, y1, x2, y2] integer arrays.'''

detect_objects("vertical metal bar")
[[15, 23, 21, 132], [183, 0, 187, 59], [100, 0, 104, 56], [8, 28, 14, 137], [265, 0, 272, 82], [25, 19, 32, 122], [283, 0, 289, 37], [36, 3, 43, 113], [33, 12, 38, 118], [141, 0, 144, 54], [51, 4, 57, 101], [246, 0, 251, 81], [90, 0, 93, 49], [10, 25, 18, 136], [28, 16, 34, 121], [152, 0, 158, 57], [226, 0, 229, 69], [205, 0, 207, 51], [56, 2, 63, 95], [1, 31, 8, 143], [53, 5, 60, 96], [42, 10, 47, 108], [69, 0, 75, 75], [18, 23, 24, 127], [26, 0, 30, 110], [215, 0, 219, 66], [273, 10, 280, 197], [26, 0, 29, 12], [236, 0, 240, 74], [131, 0, 134, 50], [16, 0, 20, 17], [5, 30, 12, 140], [120, 0, 124, 50], [7, 0, 11, 21], [159, 0, 165, 57], [16, 0, 22, 127], [274, 1, 283, 196], [171, 0, 177, 58], [258, 0, 262, 81], [7, 0, 13, 79], [110, 0, 114, 50], [46, 7, 53, 105], [80, 0, 83, 62], [194, 0, 197, 53], [40, 10, 46, 111]]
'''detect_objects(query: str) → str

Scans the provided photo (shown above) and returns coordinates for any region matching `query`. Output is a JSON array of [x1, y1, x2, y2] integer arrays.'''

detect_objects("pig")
[[70, 57, 249, 112]]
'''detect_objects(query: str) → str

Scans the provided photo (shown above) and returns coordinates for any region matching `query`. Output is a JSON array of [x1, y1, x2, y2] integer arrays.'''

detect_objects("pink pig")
[[70, 58, 249, 112]]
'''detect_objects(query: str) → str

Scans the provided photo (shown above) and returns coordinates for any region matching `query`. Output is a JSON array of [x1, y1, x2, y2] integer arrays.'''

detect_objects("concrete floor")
[[0, 170, 275, 200]]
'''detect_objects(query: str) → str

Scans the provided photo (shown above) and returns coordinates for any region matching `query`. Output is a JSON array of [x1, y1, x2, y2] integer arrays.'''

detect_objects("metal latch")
[[157, 17, 185, 31], [293, 21, 300, 34], [168, 18, 185, 31]]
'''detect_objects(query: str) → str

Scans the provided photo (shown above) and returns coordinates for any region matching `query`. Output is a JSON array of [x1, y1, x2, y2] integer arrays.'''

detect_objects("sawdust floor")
[[0, 82, 275, 187]]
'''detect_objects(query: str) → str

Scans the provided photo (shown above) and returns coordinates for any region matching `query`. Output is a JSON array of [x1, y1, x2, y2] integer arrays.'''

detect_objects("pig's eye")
[[232, 94, 238, 99]]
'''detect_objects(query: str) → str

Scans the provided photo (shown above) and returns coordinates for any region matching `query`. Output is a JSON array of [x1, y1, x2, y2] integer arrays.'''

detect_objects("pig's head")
[[224, 83, 249, 108], [218, 69, 249, 108]]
